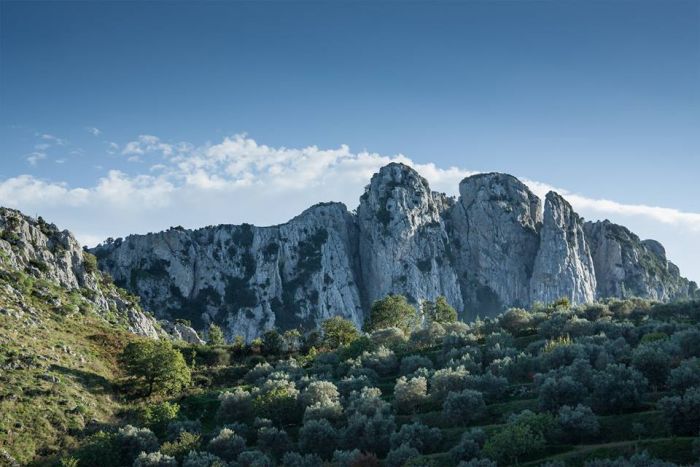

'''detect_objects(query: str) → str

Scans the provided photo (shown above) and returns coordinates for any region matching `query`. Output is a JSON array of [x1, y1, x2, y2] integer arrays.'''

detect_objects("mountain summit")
[[91, 163, 698, 341]]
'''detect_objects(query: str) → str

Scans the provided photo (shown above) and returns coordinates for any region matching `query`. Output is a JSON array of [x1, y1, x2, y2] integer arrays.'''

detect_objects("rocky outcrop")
[[357, 163, 463, 311], [89, 164, 698, 340], [94, 202, 363, 341], [530, 192, 596, 305], [448, 173, 542, 318], [584, 220, 696, 302], [0, 208, 163, 338], [160, 320, 205, 345]]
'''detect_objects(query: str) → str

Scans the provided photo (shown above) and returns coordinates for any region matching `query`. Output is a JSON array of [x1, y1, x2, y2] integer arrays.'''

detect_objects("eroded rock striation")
[[90, 163, 699, 340]]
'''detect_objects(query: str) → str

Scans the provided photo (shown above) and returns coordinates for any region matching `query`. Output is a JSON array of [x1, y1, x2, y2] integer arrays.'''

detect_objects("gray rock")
[[87, 164, 696, 340], [530, 191, 596, 305]]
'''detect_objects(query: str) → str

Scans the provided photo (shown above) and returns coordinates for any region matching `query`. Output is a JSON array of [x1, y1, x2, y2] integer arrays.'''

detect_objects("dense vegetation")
[[24, 294, 695, 467]]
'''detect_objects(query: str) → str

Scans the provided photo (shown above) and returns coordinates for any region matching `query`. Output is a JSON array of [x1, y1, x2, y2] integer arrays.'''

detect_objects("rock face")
[[0, 207, 162, 339], [90, 163, 698, 340], [584, 220, 696, 302], [530, 192, 596, 305]]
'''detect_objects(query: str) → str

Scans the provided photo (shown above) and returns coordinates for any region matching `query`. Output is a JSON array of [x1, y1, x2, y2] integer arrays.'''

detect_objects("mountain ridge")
[[89, 163, 699, 341]]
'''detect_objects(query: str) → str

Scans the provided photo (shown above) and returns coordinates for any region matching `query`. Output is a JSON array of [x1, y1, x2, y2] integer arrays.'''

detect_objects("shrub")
[[332, 450, 380, 467], [385, 443, 419, 467], [556, 404, 599, 442], [133, 451, 178, 467], [538, 376, 588, 412], [303, 401, 344, 423], [217, 388, 254, 423], [499, 308, 533, 335], [115, 425, 159, 464], [181, 451, 225, 467], [361, 346, 398, 376], [482, 422, 545, 465], [281, 452, 323, 467], [365, 295, 419, 333], [394, 376, 427, 413], [591, 364, 648, 414], [138, 401, 180, 437], [658, 387, 700, 435], [449, 428, 486, 463], [443, 389, 486, 424], [631, 344, 671, 388], [262, 330, 284, 355], [400, 355, 433, 375], [458, 460, 497, 467], [298, 419, 339, 460], [237, 450, 273, 467], [208, 324, 226, 346], [257, 427, 292, 461], [390, 422, 442, 453], [165, 420, 202, 441], [207, 428, 246, 461], [245, 362, 275, 384], [253, 378, 302, 425], [160, 431, 201, 460], [430, 366, 470, 400], [342, 412, 396, 457], [423, 296, 458, 324], [302, 380, 340, 407], [322, 316, 360, 349], [671, 328, 700, 359], [668, 358, 700, 394], [465, 372, 508, 401], [346, 387, 391, 417]]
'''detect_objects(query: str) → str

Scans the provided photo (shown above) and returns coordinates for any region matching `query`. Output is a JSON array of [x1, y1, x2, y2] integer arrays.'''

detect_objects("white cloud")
[[2, 134, 699, 280], [40, 133, 65, 145], [26, 152, 46, 166], [86, 126, 102, 136]]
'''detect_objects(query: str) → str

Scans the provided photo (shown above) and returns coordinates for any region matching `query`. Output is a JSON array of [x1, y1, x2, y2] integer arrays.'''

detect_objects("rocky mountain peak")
[[87, 164, 698, 341]]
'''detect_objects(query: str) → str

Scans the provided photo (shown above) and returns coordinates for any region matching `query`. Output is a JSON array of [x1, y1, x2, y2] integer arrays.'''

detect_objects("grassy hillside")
[[0, 265, 140, 464]]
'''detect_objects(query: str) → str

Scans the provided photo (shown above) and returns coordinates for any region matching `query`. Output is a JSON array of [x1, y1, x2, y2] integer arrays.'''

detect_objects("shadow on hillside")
[[50, 364, 113, 394]]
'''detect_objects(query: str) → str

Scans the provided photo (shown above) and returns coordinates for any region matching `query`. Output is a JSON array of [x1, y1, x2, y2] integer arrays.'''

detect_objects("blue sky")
[[0, 1, 699, 281]]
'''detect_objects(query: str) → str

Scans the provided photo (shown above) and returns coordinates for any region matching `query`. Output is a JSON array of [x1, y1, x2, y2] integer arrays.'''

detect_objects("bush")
[[556, 404, 599, 442], [450, 428, 486, 463], [430, 366, 470, 400], [133, 451, 178, 467], [302, 380, 339, 407], [668, 358, 700, 394], [160, 432, 201, 460], [115, 425, 159, 465], [342, 412, 396, 457], [482, 422, 545, 465], [443, 389, 486, 424], [400, 355, 433, 375], [207, 428, 246, 461], [658, 387, 700, 435], [138, 401, 180, 437], [281, 452, 323, 467], [591, 364, 648, 414], [322, 316, 360, 349], [365, 295, 419, 333], [181, 451, 225, 467], [332, 450, 380, 467], [298, 419, 339, 460], [303, 401, 344, 423], [631, 344, 671, 388], [361, 346, 398, 376], [385, 443, 419, 467], [237, 450, 273, 467], [423, 296, 458, 324], [253, 378, 302, 425], [390, 422, 442, 453], [538, 376, 588, 412], [208, 323, 225, 346], [257, 427, 292, 461], [217, 388, 254, 423], [394, 376, 427, 413]]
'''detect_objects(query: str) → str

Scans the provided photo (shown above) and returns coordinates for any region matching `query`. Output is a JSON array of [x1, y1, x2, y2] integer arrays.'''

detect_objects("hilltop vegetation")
[[35, 296, 700, 467]]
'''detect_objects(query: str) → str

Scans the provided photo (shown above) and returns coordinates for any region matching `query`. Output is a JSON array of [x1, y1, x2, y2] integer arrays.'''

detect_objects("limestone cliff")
[[0, 208, 165, 339], [89, 164, 698, 340]]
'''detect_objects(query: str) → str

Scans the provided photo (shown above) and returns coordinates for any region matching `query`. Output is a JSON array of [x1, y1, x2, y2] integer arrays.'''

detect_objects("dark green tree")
[[423, 296, 458, 324], [208, 323, 225, 346], [365, 295, 419, 333], [322, 316, 360, 349], [120, 339, 191, 397]]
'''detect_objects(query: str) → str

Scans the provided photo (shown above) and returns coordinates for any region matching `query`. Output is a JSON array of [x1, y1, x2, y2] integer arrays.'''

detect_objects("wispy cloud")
[[25, 152, 47, 166], [39, 133, 65, 145], [1, 134, 699, 279], [86, 126, 102, 136]]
